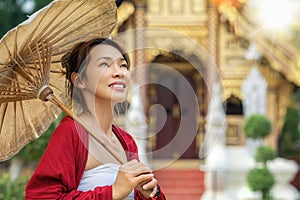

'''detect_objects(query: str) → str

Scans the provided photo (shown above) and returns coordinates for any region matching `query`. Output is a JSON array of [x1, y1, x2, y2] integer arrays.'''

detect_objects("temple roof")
[[218, 2, 300, 86]]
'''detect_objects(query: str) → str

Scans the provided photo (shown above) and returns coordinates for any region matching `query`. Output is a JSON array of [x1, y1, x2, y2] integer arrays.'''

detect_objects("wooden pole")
[[48, 93, 126, 164]]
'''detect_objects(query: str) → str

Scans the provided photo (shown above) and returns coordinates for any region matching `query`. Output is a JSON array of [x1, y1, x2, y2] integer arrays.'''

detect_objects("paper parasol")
[[0, 0, 125, 163]]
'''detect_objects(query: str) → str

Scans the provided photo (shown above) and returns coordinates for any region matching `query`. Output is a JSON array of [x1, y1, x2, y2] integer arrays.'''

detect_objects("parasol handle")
[[46, 93, 126, 164]]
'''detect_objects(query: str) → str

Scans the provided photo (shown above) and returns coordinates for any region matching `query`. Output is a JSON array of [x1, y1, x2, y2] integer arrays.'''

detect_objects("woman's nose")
[[112, 65, 124, 78]]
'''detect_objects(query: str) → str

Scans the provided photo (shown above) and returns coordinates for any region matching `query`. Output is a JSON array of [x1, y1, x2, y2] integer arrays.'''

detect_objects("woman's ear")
[[71, 72, 86, 89]]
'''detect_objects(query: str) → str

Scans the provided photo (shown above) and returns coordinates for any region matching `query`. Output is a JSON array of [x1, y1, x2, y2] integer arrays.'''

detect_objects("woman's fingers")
[[112, 160, 156, 199], [149, 185, 159, 198], [134, 173, 154, 186], [135, 177, 159, 198], [142, 177, 157, 191], [119, 159, 152, 176]]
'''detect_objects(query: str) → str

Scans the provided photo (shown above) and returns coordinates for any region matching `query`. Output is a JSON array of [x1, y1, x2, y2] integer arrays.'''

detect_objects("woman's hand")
[[136, 177, 159, 198], [112, 160, 154, 200]]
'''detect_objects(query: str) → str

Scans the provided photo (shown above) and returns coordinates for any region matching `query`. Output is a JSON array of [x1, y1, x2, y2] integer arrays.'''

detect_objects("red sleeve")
[[25, 117, 113, 200], [113, 126, 166, 200]]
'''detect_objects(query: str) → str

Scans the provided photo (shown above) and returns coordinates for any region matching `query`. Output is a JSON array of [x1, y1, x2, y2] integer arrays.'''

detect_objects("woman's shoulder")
[[57, 115, 76, 127], [56, 116, 83, 130], [52, 116, 87, 140], [112, 125, 139, 157], [112, 125, 135, 142]]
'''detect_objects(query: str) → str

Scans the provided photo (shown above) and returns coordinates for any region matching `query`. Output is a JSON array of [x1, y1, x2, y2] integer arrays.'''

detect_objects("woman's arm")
[[27, 183, 113, 200], [25, 117, 114, 200]]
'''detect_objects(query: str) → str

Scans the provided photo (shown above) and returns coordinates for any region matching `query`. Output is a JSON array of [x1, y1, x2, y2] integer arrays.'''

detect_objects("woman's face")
[[81, 44, 130, 104]]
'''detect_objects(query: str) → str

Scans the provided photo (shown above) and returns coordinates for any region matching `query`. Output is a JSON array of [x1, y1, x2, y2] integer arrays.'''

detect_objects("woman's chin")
[[112, 96, 127, 104]]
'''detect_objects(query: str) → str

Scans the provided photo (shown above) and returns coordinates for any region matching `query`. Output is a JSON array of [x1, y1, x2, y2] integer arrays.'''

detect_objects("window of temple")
[[224, 95, 243, 115], [224, 95, 245, 145]]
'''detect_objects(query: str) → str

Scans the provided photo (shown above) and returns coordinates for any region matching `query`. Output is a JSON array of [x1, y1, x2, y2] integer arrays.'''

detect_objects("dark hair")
[[61, 38, 130, 105]]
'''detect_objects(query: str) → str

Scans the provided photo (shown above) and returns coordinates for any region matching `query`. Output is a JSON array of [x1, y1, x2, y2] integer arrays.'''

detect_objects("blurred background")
[[0, 0, 299, 199]]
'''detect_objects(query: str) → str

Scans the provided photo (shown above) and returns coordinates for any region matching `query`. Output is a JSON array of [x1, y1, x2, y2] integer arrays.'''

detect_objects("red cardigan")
[[26, 117, 165, 200]]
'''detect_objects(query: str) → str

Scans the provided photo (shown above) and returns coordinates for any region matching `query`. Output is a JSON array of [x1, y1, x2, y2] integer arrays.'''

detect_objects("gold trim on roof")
[[112, 1, 135, 34], [218, 3, 300, 86]]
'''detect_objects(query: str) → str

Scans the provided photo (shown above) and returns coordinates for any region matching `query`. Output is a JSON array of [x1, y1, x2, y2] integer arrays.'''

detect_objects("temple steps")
[[154, 168, 205, 200]]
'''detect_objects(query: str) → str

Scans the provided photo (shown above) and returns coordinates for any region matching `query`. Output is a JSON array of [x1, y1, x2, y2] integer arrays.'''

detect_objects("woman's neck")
[[80, 99, 115, 137]]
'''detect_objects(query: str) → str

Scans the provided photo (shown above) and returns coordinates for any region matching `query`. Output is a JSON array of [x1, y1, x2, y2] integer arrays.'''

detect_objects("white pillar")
[[125, 83, 148, 165]]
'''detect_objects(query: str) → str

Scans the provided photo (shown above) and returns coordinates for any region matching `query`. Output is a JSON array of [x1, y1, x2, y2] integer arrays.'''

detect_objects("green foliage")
[[0, 0, 52, 38], [247, 167, 275, 200], [291, 88, 300, 103], [0, 0, 26, 37], [279, 105, 300, 159], [255, 146, 276, 165], [243, 114, 272, 139], [34, 0, 52, 12], [0, 173, 29, 200], [0, 113, 65, 198], [245, 115, 276, 199]]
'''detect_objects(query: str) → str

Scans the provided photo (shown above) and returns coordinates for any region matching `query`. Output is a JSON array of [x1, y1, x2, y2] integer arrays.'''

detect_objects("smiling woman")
[[25, 38, 166, 200], [65, 39, 131, 111]]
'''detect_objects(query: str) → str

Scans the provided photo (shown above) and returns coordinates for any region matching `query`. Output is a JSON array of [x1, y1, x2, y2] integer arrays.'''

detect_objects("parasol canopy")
[[0, 0, 120, 162]]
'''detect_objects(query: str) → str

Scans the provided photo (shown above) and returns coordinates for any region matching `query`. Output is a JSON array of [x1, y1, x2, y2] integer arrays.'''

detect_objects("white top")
[[77, 163, 134, 199]]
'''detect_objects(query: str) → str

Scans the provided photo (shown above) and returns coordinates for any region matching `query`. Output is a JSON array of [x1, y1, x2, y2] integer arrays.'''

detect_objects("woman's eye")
[[100, 63, 109, 68], [120, 64, 128, 69]]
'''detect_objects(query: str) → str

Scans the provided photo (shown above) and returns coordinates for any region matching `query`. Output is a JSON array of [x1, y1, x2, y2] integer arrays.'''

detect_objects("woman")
[[25, 38, 165, 200]]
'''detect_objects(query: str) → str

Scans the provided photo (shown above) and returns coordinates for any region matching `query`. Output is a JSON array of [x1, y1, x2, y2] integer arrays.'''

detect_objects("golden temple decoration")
[[112, 0, 297, 151], [221, 79, 243, 100], [112, 1, 135, 34], [260, 66, 294, 133], [144, 32, 207, 64], [218, 3, 300, 86], [210, 0, 246, 10]]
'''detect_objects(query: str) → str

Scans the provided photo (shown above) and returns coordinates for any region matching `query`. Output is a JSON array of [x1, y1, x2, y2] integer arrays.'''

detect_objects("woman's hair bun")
[[61, 52, 71, 69]]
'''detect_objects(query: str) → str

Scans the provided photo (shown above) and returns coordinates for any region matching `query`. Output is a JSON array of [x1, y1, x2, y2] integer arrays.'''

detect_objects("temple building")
[[113, 0, 300, 199]]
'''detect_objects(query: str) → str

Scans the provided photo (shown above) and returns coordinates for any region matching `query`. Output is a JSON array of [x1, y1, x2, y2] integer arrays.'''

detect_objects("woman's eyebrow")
[[96, 57, 125, 62], [96, 57, 112, 61]]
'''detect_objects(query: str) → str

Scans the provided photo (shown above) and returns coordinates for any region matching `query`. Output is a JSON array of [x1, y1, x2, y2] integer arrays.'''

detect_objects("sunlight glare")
[[255, 0, 299, 33]]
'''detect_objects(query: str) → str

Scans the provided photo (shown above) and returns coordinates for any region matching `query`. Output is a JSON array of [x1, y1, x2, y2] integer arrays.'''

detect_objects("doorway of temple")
[[155, 73, 198, 159], [147, 55, 205, 159]]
